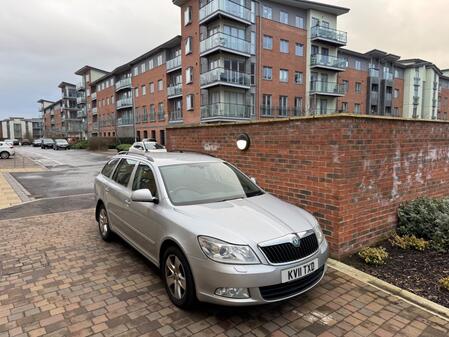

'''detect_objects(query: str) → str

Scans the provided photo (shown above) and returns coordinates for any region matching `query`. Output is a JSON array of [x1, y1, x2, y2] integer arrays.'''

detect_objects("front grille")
[[259, 265, 325, 301], [260, 233, 319, 264]]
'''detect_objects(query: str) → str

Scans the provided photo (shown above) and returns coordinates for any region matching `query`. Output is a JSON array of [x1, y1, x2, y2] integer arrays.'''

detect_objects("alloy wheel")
[[99, 208, 109, 237], [165, 255, 187, 300]]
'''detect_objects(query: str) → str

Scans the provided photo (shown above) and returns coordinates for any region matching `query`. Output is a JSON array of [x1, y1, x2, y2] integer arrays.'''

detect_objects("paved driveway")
[[0, 211, 448, 337]]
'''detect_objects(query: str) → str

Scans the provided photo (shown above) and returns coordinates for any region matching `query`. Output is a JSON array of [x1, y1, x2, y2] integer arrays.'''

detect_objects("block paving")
[[0, 210, 448, 337]]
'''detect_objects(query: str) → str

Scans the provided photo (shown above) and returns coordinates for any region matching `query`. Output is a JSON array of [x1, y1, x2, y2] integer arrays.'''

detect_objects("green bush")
[[389, 233, 429, 251], [88, 137, 116, 151], [358, 247, 389, 265], [116, 144, 132, 152], [71, 140, 89, 149], [439, 277, 449, 291], [398, 197, 449, 252]]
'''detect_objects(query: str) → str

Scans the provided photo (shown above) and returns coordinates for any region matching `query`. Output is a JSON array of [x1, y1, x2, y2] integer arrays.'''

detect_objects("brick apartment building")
[[38, 0, 449, 140]]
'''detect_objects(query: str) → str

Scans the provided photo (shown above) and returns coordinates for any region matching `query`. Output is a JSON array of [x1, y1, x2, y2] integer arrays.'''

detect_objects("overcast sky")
[[1, 0, 449, 119]]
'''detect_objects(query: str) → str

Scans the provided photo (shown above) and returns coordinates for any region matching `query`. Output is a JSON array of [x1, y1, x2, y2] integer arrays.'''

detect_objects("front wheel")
[[98, 206, 113, 242], [162, 247, 196, 309], [0, 152, 9, 159]]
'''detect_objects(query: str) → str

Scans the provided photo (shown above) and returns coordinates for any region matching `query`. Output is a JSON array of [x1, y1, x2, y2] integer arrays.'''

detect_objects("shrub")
[[116, 144, 132, 152], [389, 233, 429, 251], [71, 140, 89, 150], [398, 197, 449, 252], [88, 137, 116, 151], [439, 277, 449, 291], [358, 247, 389, 265]]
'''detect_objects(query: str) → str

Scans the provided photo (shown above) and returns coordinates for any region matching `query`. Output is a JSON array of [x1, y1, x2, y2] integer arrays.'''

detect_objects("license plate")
[[281, 259, 318, 283]]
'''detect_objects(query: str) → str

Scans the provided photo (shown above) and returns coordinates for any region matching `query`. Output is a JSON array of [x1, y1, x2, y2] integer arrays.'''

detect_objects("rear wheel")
[[162, 246, 196, 309], [98, 206, 113, 242], [0, 152, 9, 159]]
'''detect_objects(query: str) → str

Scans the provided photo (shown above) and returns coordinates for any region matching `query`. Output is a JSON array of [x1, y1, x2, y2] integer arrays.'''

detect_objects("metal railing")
[[310, 81, 345, 95], [383, 72, 393, 81], [201, 102, 252, 120], [199, 0, 251, 23], [170, 110, 183, 122], [166, 56, 182, 71], [117, 116, 134, 126], [260, 106, 304, 117], [200, 32, 251, 55], [413, 96, 420, 105], [369, 68, 380, 77], [167, 83, 182, 97], [115, 77, 132, 91], [414, 77, 421, 86], [200, 68, 250, 87], [311, 26, 347, 45], [76, 82, 85, 91], [310, 54, 347, 70], [116, 97, 132, 109], [76, 96, 86, 104]]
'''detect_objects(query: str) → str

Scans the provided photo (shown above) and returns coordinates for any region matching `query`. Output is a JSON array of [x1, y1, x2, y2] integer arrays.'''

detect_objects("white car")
[[128, 140, 167, 154], [0, 141, 15, 159]]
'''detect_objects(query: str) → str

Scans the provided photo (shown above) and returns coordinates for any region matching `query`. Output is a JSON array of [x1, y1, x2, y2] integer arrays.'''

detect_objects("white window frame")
[[185, 37, 192, 55], [184, 6, 192, 26], [280, 69, 289, 83], [280, 39, 289, 54], [186, 94, 194, 110], [295, 43, 304, 56], [280, 11, 288, 25], [186, 67, 193, 84], [263, 35, 273, 50], [263, 66, 272, 80], [262, 6, 272, 19]]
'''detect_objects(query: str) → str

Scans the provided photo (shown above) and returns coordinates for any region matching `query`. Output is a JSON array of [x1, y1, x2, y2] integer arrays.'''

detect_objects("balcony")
[[116, 97, 132, 110], [370, 92, 379, 102], [199, 0, 251, 24], [369, 68, 380, 78], [117, 116, 134, 126], [91, 92, 97, 101], [77, 110, 87, 118], [92, 107, 98, 115], [310, 81, 345, 96], [76, 82, 85, 91], [384, 93, 393, 104], [201, 102, 252, 121], [115, 77, 132, 92], [433, 81, 439, 90], [413, 96, 420, 105], [169, 110, 183, 123], [167, 84, 182, 98], [310, 54, 347, 71], [414, 77, 421, 86], [76, 96, 86, 105], [200, 32, 251, 57], [310, 26, 347, 46], [166, 56, 182, 72], [260, 106, 304, 118], [200, 68, 250, 88], [383, 73, 393, 81]]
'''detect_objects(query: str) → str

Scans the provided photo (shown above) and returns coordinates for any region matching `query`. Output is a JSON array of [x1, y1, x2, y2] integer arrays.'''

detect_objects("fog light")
[[215, 287, 250, 299]]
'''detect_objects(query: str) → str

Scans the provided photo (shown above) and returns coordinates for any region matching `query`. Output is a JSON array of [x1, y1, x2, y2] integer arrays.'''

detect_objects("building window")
[[263, 35, 273, 50], [280, 11, 288, 24], [295, 71, 303, 84], [186, 67, 193, 84], [185, 37, 192, 55], [263, 66, 272, 80], [141, 63, 146, 73], [394, 89, 399, 98], [295, 16, 304, 29], [251, 31, 256, 55], [149, 59, 154, 69], [158, 103, 165, 120], [295, 43, 304, 56], [343, 80, 349, 93], [280, 69, 288, 83], [133, 67, 138, 76], [355, 60, 362, 71], [157, 55, 163, 66], [341, 102, 348, 112], [134, 87, 139, 98], [186, 94, 194, 110], [158, 80, 163, 91], [251, 63, 256, 85], [142, 85, 146, 96], [280, 39, 289, 53], [355, 82, 362, 93], [184, 6, 192, 26], [262, 94, 272, 116], [150, 82, 154, 93], [354, 103, 361, 114], [279, 96, 288, 116], [294, 97, 303, 115], [262, 6, 272, 19]]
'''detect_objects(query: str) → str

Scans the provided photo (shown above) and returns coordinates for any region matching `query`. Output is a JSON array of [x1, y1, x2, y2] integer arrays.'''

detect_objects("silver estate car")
[[94, 152, 328, 308]]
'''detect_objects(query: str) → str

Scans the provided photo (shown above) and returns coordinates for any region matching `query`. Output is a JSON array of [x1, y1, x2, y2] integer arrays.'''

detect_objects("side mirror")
[[131, 189, 159, 204], [250, 177, 257, 185]]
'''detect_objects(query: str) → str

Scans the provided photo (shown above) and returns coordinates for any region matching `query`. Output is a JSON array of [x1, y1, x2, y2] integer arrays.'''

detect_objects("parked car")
[[0, 141, 15, 159], [53, 139, 70, 150], [94, 152, 328, 308], [128, 140, 166, 154], [21, 139, 31, 146], [4, 139, 19, 146], [41, 138, 55, 149], [32, 139, 42, 147]]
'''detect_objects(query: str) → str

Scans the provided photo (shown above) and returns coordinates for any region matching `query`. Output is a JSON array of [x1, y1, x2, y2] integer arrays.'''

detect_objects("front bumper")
[[189, 239, 329, 306]]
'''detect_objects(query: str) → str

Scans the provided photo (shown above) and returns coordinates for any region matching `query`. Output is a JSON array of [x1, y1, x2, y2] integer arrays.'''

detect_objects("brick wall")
[[167, 115, 449, 257]]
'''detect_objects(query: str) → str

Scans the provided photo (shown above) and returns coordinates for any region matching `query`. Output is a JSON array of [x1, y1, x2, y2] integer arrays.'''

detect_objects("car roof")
[[117, 151, 223, 167]]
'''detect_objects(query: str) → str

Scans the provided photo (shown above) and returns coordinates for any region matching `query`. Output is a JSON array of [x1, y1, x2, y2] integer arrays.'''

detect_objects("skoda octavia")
[[94, 152, 328, 308]]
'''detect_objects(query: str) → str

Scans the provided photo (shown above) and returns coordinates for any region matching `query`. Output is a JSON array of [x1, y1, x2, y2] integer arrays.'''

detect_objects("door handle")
[[124, 199, 131, 206]]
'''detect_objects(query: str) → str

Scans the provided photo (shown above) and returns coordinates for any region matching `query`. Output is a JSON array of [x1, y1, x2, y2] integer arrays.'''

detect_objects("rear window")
[[101, 159, 120, 178], [112, 159, 137, 187]]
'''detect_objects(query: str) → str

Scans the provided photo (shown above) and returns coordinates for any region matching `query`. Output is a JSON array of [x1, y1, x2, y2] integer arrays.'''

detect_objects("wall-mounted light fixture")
[[236, 133, 250, 151]]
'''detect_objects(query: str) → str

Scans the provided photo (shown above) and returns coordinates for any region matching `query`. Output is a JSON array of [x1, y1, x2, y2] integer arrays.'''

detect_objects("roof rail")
[[170, 149, 217, 158], [117, 151, 154, 162]]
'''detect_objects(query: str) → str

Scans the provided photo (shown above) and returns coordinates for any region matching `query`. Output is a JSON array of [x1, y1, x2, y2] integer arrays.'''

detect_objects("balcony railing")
[[200, 32, 251, 55], [414, 77, 421, 86], [260, 106, 304, 118], [310, 54, 347, 70], [310, 81, 345, 96], [92, 107, 98, 114], [117, 116, 134, 126], [115, 77, 132, 91], [370, 92, 379, 102], [199, 0, 251, 23], [76, 96, 86, 104], [77, 110, 87, 118], [383, 72, 393, 81], [200, 68, 250, 87], [369, 68, 380, 77], [413, 96, 420, 105], [76, 82, 85, 91], [170, 110, 183, 122], [311, 26, 347, 45], [167, 84, 182, 97], [91, 92, 97, 100], [116, 97, 132, 109], [166, 56, 182, 71], [201, 102, 252, 120], [385, 93, 393, 102]]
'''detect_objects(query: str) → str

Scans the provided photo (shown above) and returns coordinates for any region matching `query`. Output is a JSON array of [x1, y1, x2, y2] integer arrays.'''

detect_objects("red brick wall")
[[97, 83, 115, 136], [439, 88, 449, 120], [393, 78, 404, 115], [167, 116, 449, 257], [337, 68, 367, 113]]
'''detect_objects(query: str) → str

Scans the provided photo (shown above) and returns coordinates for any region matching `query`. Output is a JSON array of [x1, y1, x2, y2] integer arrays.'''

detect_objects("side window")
[[101, 158, 120, 178], [112, 159, 137, 187], [132, 164, 158, 197]]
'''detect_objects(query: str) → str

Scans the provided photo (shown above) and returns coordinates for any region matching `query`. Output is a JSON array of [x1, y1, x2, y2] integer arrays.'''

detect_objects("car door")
[[107, 158, 138, 240], [127, 162, 163, 260]]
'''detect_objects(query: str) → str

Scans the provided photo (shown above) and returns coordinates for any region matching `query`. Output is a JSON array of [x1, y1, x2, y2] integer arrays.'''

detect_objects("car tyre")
[[98, 206, 113, 242], [0, 152, 9, 159], [162, 246, 196, 309]]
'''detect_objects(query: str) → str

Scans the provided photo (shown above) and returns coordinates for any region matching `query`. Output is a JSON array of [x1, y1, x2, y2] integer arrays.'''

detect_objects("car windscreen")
[[143, 142, 165, 150], [159, 162, 264, 206], [55, 140, 68, 144], [43, 139, 54, 143]]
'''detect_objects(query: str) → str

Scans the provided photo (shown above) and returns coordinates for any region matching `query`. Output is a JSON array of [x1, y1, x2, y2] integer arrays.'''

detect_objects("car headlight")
[[313, 223, 324, 244], [198, 236, 260, 264]]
